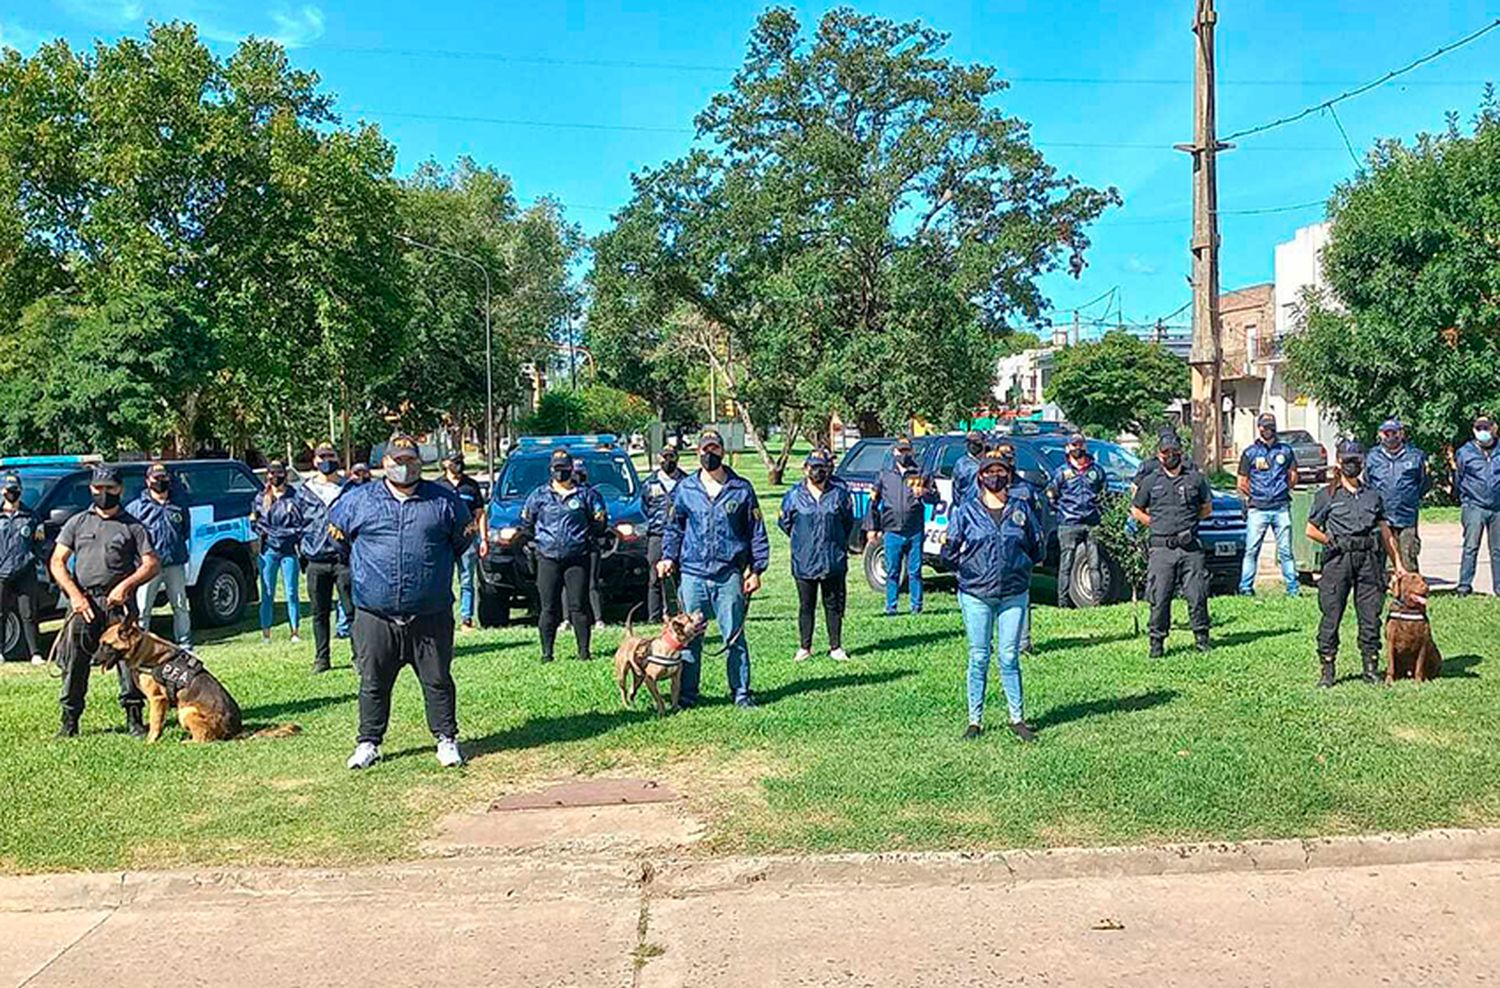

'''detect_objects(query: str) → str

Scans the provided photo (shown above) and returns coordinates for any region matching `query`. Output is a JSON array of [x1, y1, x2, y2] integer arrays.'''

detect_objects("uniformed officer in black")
[[0, 472, 46, 664], [49, 466, 160, 737], [643, 444, 687, 622], [1130, 432, 1213, 657], [1307, 440, 1405, 688]]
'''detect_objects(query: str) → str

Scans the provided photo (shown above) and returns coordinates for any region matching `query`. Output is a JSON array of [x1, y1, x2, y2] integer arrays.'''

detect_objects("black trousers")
[[537, 554, 592, 659], [0, 569, 41, 658], [305, 559, 353, 669], [1057, 524, 1100, 607], [353, 609, 457, 745], [795, 573, 846, 650], [1145, 544, 1210, 642], [646, 534, 668, 621], [1317, 548, 1384, 658], [59, 591, 144, 718]]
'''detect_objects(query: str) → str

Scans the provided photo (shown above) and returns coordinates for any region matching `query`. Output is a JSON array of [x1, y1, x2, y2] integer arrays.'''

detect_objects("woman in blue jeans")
[[251, 461, 304, 644], [939, 450, 1044, 742]]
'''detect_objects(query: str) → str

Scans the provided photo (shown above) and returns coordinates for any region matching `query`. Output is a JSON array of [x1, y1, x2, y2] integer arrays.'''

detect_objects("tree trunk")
[[768, 416, 801, 485], [705, 350, 777, 478]]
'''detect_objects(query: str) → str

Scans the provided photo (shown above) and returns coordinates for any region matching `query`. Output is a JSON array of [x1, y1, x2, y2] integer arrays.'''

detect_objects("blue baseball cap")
[[1337, 439, 1366, 459], [805, 448, 834, 468], [1378, 418, 1403, 433], [90, 465, 121, 485], [1, 473, 20, 490]]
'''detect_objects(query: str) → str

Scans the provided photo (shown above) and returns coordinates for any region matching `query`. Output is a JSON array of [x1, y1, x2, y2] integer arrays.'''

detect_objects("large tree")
[[1287, 95, 1500, 467], [590, 7, 1117, 472], [1046, 331, 1188, 440]]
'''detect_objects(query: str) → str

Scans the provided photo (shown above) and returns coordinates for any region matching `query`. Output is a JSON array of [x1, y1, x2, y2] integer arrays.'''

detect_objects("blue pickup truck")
[[0, 455, 262, 658], [475, 435, 650, 626], [834, 433, 1248, 605]]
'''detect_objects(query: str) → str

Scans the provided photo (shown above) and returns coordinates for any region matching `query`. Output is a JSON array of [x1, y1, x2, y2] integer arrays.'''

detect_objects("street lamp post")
[[397, 233, 495, 481]]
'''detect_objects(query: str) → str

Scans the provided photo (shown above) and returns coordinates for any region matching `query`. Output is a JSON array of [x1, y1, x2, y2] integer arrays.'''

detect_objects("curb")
[[4, 827, 1498, 913]]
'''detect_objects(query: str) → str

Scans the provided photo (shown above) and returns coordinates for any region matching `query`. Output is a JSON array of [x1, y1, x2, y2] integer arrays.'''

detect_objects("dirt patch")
[[427, 799, 703, 857], [489, 777, 679, 811], [1389, 725, 1471, 749]]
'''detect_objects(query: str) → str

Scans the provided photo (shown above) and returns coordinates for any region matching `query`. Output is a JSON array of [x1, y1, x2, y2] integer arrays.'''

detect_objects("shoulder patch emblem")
[[566, 497, 581, 511], [1012, 509, 1027, 527], [722, 497, 741, 516]]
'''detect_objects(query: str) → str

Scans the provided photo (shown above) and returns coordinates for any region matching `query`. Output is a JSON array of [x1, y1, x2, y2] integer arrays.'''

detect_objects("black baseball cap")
[[1379, 417, 1403, 433], [1337, 439, 1366, 459], [1157, 432, 1183, 452], [978, 449, 1013, 471], [146, 462, 170, 478], [314, 442, 338, 458], [441, 449, 464, 465], [1066, 431, 1087, 448], [549, 447, 573, 466], [805, 448, 834, 468], [2, 473, 20, 490], [350, 462, 371, 477], [386, 434, 420, 458], [697, 428, 724, 450], [91, 465, 121, 485], [1256, 412, 1277, 427]]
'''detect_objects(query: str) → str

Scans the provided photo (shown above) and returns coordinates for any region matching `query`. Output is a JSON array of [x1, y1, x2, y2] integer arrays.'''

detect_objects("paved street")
[[1257, 520, 1493, 593], [4, 850, 1499, 987]]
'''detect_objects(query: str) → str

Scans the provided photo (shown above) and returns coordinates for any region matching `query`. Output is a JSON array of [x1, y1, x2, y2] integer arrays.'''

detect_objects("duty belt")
[[1332, 535, 1376, 553], [1149, 532, 1198, 550]]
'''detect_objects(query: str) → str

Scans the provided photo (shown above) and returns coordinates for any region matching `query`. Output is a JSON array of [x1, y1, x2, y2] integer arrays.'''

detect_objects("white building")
[[993, 346, 1057, 408], [1260, 223, 1342, 454]]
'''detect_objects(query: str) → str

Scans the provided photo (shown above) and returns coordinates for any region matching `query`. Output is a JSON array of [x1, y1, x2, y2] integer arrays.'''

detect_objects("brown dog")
[[97, 618, 244, 742], [1385, 571, 1442, 683], [613, 605, 708, 716]]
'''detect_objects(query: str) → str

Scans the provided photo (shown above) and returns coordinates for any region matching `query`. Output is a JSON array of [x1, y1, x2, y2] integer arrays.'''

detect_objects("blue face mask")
[[316, 460, 338, 475], [1477, 430, 1495, 446]]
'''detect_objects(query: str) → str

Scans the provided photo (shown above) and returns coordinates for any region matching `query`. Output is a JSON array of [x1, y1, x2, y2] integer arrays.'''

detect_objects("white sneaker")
[[436, 736, 464, 768], [793, 648, 813, 662], [30, 654, 45, 666], [829, 648, 851, 662], [346, 741, 380, 770], [290, 632, 302, 644]]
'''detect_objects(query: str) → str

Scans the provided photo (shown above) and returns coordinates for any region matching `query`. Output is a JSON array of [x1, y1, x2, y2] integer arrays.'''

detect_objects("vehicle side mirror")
[[48, 508, 73, 526]]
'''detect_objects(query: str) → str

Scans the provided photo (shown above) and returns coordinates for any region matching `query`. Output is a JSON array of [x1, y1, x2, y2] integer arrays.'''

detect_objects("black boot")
[[1148, 638, 1165, 660], [1317, 656, 1336, 689], [56, 713, 80, 738], [1195, 631, 1212, 653], [311, 658, 331, 675], [125, 706, 148, 739], [1362, 654, 1381, 685]]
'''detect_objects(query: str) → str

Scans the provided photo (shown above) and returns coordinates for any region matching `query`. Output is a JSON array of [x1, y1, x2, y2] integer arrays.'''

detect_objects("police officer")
[[1046, 432, 1107, 607], [1365, 418, 1428, 572], [331, 434, 473, 770], [346, 462, 372, 487], [1454, 414, 1500, 597], [49, 465, 159, 737], [778, 448, 856, 662], [1236, 412, 1300, 597], [951, 430, 987, 507], [864, 436, 938, 616], [128, 462, 193, 648], [657, 427, 770, 709], [298, 444, 352, 673], [1307, 441, 1405, 687], [0, 473, 45, 664], [440, 450, 488, 631], [992, 441, 1039, 651], [1131, 433, 1213, 657], [251, 460, 304, 644], [518, 448, 609, 663], [643, 445, 686, 622], [571, 457, 606, 631]]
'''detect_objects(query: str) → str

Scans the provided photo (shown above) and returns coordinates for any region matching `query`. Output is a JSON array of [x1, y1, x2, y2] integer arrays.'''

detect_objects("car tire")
[[190, 556, 249, 628], [1, 609, 20, 660], [1067, 547, 1123, 607], [862, 538, 908, 594], [477, 586, 511, 628]]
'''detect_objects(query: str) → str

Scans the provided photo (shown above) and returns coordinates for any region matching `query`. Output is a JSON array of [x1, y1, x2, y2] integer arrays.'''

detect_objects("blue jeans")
[[678, 569, 751, 706], [258, 549, 300, 632], [336, 601, 350, 638], [1459, 505, 1500, 594], [883, 532, 924, 613], [455, 537, 478, 622], [960, 591, 1027, 726], [1240, 507, 1298, 595]]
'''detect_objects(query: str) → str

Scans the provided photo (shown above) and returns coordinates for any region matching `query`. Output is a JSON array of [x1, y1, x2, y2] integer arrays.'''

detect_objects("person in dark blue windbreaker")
[[297, 443, 353, 674], [778, 448, 856, 663], [1365, 418, 1428, 572], [0, 472, 44, 664], [643, 445, 687, 622], [951, 431, 987, 507], [127, 462, 193, 648], [657, 428, 770, 709], [940, 450, 1044, 742], [863, 435, 939, 615], [330, 433, 473, 771], [250, 460, 304, 644], [1236, 412, 1300, 597], [1046, 433, 1107, 607], [518, 447, 609, 663], [1455, 413, 1500, 596]]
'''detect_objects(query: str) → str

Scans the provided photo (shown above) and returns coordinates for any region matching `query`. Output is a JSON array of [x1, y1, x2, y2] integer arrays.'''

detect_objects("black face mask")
[[1381, 434, 1402, 450], [979, 472, 1008, 492], [2, 489, 19, 503], [1341, 458, 1363, 478], [316, 460, 339, 475], [808, 466, 830, 485], [661, 456, 678, 472], [93, 489, 121, 510], [965, 438, 984, 456], [1259, 427, 1277, 442], [897, 453, 916, 469], [552, 465, 573, 482], [701, 451, 724, 472], [148, 478, 170, 494], [269, 472, 287, 487], [446, 459, 464, 475], [1160, 452, 1182, 470]]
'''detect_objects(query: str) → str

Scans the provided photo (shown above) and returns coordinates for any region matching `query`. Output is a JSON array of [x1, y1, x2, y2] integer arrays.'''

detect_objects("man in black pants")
[[0, 473, 45, 664], [643, 445, 686, 622], [519, 448, 609, 662], [297, 443, 353, 674], [1130, 433, 1213, 658], [331, 434, 473, 770], [48, 466, 160, 737]]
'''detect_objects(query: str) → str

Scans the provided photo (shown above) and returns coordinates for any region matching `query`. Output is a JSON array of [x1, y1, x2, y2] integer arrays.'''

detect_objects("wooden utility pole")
[[1176, 0, 1230, 469]]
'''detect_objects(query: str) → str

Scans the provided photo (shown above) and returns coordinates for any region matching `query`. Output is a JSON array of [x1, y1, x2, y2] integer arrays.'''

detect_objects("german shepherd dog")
[[613, 606, 708, 716], [96, 617, 246, 742]]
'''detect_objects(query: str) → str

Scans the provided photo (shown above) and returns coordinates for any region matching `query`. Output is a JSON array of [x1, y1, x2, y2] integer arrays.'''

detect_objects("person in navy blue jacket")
[[0, 472, 44, 664], [127, 462, 193, 648], [1455, 413, 1500, 596], [297, 443, 353, 674], [1045, 433, 1107, 607], [940, 450, 1044, 742], [951, 431, 987, 507], [779, 448, 856, 662], [1365, 418, 1428, 572], [863, 435, 939, 615], [657, 427, 770, 709], [331, 433, 473, 771], [643, 445, 687, 622], [1236, 412, 1300, 597], [250, 460, 304, 644], [518, 447, 609, 663]]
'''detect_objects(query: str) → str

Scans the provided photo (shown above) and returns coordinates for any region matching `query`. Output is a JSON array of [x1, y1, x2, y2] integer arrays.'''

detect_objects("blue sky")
[[3, 0, 1498, 336]]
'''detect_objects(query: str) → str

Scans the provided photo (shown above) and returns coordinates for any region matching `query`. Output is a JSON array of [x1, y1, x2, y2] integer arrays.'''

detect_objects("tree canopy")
[[1287, 95, 1500, 461], [1046, 331, 1188, 440]]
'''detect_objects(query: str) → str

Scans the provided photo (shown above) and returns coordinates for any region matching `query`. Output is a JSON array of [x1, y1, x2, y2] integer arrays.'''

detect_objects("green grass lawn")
[[1421, 505, 1463, 525], [2, 466, 1499, 875]]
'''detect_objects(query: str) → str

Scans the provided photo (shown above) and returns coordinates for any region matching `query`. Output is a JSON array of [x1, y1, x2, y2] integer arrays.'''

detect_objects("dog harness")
[[151, 651, 207, 704], [1387, 610, 1428, 622], [660, 624, 687, 653]]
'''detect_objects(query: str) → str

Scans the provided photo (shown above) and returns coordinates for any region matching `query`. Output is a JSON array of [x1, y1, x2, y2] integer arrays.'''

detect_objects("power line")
[[1326, 106, 1363, 170], [1223, 17, 1500, 141]]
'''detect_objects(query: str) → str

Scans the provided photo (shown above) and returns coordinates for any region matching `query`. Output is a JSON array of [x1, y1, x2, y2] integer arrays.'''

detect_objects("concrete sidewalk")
[[1256, 520, 1494, 592], [6, 842, 1500, 987]]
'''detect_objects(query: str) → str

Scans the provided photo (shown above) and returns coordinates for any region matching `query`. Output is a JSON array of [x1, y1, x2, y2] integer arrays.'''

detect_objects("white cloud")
[[53, 1, 326, 49], [1123, 255, 1160, 276], [58, 1, 145, 27], [267, 5, 325, 48]]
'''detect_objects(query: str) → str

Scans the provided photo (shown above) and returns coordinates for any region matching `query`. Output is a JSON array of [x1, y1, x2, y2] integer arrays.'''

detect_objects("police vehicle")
[[0, 455, 262, 658], [476, 435, 649, 626], [834, 434, 1248, 605]]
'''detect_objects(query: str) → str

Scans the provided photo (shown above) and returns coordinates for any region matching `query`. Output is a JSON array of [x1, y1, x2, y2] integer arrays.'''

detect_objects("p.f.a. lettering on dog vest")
[[150, 651, 207, 704]]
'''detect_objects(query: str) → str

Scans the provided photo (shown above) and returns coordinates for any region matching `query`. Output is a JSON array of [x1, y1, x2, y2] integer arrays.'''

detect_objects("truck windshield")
[[1035, 441, 1142, 484], [2, 469, 70, 510], [499, 454, 636, 500]]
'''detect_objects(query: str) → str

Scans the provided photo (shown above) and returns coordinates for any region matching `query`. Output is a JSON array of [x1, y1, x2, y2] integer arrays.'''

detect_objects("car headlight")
[[494, 526, 519, 544], [616, 522, 636, 537]]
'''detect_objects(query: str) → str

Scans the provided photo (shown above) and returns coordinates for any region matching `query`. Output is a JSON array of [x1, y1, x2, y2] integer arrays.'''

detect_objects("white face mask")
[[386, 460, 421, 487]]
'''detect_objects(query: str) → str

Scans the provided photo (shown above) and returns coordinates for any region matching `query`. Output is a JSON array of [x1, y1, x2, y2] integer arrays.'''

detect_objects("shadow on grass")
[[1033, 689, 1179, 731], [1443, 654, 1481, 679], [240, 692, 356, 721], [1208, 626, 1298, 648], [452, 639, 529, 659], [1031, 628, 1140, 655], [849, 631, 954, 657]]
